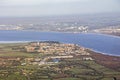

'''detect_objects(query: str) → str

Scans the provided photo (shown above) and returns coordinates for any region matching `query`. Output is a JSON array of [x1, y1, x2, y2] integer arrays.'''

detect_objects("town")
[[92, 26, 120, 36], [24, 41, 92, 65], [25, 41, 89, 55]]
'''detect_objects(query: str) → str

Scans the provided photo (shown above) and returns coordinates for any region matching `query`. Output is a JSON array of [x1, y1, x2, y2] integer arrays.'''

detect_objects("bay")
[[0, 30, 120, 56]]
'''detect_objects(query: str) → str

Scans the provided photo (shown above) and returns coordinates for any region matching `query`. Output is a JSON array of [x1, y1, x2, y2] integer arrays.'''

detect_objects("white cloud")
[[1, 0, 74, 5], [1, 0, 90, 6], [0, 0, 120, 17]]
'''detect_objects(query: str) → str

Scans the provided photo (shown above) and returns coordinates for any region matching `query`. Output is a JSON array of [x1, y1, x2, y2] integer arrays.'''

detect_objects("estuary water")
[[0, 30, 120, 56]]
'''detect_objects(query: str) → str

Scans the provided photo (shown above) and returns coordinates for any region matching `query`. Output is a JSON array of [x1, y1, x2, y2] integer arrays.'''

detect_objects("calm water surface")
[[0, 30, 120, 56]]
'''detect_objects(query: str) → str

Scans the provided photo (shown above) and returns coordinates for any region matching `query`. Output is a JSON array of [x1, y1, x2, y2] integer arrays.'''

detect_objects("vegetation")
[[0, 43, 120, 80]]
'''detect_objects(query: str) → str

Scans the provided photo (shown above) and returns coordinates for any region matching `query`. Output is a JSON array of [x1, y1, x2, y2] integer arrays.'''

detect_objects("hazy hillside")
[[0, 13, 120, 32]]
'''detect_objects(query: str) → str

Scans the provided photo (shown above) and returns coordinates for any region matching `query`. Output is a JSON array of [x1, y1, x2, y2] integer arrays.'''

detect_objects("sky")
[[0, 0, 120, 17]]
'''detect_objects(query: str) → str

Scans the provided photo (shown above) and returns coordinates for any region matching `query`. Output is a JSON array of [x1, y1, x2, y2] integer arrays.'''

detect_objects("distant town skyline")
[[0, 0, 120, 17]]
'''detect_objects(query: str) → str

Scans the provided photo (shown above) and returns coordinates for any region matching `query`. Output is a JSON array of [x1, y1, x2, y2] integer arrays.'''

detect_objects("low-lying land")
[[92, 27, 120, 37], [0, 42, 120, 80]]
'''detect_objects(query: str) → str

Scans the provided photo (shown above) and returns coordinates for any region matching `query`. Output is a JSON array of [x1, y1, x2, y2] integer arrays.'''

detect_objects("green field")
[[0, 43, 120, 80]]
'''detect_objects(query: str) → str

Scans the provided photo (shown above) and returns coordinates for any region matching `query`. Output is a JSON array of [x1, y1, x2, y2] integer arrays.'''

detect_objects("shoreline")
[[1, 30, 120, 38], [90, 32, 120, 39], [0, 30, 120, 57], [86, 48, 120, 57]]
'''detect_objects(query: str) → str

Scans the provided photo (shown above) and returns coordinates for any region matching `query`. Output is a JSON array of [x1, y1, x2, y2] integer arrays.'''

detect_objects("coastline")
[[86, 48, 120, 57], [0, 41, 119, 57], [90, 32, 120, 39], [0, 30, 120, 56], [1, 30, 120, 38]]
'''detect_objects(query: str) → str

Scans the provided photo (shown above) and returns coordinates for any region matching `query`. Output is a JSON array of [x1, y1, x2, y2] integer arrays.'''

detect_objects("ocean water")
[[0, 30, 120, 56]]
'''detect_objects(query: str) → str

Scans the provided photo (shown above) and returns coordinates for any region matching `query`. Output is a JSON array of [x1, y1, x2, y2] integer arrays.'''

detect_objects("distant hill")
[[0, 13, 120, 32]]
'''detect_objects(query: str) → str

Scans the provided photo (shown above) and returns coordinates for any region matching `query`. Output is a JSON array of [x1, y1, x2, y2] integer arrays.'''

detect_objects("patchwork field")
[[0, 43, 120, 80]]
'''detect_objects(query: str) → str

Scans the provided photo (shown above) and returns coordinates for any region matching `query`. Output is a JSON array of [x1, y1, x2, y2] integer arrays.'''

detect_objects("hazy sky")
[[0, 0, 120, 17]]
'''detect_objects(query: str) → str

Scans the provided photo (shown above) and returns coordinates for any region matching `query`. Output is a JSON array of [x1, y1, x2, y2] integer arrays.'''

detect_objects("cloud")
[[0, 0, 120, 17], [0, 0, 92, 6], [0, 0, 77, 5]]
